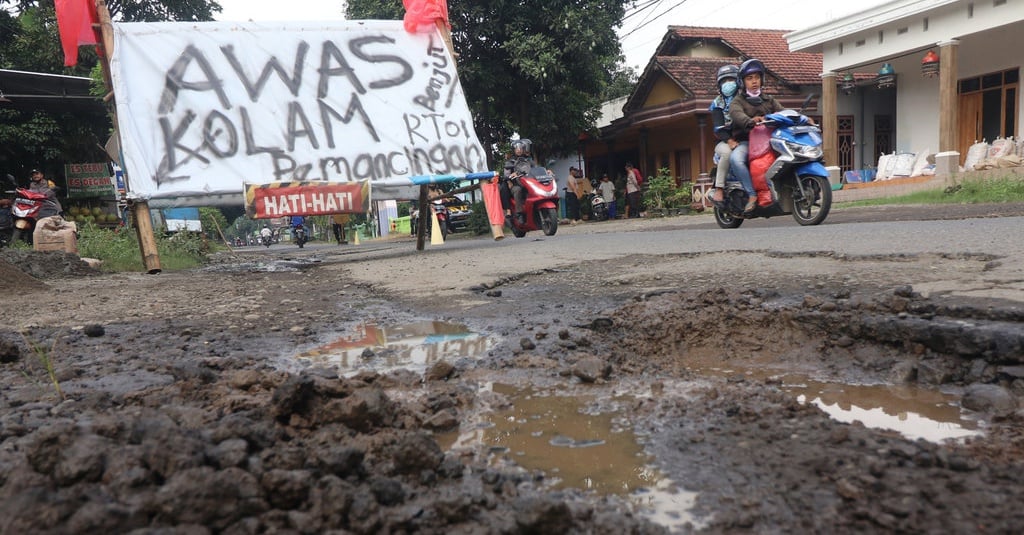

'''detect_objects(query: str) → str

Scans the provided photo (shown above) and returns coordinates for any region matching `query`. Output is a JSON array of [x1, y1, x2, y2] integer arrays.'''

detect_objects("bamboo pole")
[[415, 185, 428, 250], [94, 0, 161, 273]]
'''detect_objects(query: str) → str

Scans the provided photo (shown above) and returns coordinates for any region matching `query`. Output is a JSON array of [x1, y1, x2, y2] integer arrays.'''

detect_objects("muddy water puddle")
[[442, 383, 703, 532], [684, 358, 981, 442], [293, 320, 495, 376]]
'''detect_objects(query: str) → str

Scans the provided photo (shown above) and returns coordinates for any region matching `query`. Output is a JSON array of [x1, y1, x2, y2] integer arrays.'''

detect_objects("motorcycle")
[[293, 225, 308, 248], [9, 187, 49, 245], [504, 159, 560, 238], [260, 233, 273, 247], [590, 192, 608, 222], [710, 102, 832, 229], [411, 200, 450, 241]]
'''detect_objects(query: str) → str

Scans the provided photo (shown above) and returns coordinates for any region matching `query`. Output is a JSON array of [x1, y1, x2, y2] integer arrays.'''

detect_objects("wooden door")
[[958, 92, 983, 164]]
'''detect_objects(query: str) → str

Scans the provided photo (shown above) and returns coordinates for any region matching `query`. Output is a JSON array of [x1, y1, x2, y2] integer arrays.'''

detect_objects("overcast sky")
[[215, 0, 893, 70]]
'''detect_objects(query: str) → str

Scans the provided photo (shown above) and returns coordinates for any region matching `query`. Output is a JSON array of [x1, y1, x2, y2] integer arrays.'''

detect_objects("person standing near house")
[[598, 174, 616, 220], [709, 64, 740, 203], [728, 59, 784, 214], [565, 167, 582, 224], [624, 162, 643, 218]]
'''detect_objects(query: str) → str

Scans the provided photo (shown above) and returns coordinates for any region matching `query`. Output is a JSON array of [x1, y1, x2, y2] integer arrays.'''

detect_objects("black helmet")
[[716, 64, 739, 86], [738, 58, 766, 82], [511, 138, 532, 155]]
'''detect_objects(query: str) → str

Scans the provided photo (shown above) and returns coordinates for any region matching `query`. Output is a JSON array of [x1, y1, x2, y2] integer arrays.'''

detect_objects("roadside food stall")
[[63, 162, 121, 226]]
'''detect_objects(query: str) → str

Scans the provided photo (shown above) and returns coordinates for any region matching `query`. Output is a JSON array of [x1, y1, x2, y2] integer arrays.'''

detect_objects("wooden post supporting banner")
[[95, 0, 161, 273], [415, 185, 428, 251], [129, 201, 161, 273]]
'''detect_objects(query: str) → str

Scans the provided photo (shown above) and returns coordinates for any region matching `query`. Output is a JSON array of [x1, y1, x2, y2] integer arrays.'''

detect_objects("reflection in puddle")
[[785, 378, 980, 442], [295, 321, 495, 376], [445, 383, 704, 530], [687, 361, 980, 442]]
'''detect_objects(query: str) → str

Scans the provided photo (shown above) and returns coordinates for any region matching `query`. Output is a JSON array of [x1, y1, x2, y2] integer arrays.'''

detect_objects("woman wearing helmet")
[[728, 58, 784, 214], [709, 64, 739, 203]]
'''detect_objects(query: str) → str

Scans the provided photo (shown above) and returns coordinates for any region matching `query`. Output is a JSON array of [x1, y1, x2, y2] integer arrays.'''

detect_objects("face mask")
[[720, 81, 737, 97]]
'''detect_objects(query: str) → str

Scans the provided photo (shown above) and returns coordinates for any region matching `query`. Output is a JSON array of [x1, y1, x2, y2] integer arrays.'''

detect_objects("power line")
[[621, 0, 691, 39], [622, 0, 663, 22], [636, 0, 670, 29]]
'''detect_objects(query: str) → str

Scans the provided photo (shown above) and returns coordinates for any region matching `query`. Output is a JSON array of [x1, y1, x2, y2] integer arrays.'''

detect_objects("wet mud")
[[1, 241, 1023, 534]]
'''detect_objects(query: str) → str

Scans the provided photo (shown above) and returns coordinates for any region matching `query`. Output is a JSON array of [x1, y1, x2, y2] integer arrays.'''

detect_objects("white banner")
[[110, 20, 487, 203]]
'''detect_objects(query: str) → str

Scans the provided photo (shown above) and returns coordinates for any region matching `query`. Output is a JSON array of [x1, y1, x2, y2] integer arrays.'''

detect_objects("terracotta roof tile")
[[623, 26, 823, 113], [664, 26, 823, 85]]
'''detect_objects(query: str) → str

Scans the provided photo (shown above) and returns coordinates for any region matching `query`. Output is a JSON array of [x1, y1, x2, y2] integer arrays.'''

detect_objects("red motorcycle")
[[9, 187, 48, 245], [506, 162, 560, 238]]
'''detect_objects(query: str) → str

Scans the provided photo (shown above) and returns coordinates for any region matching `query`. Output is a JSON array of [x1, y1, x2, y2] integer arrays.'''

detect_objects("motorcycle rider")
[[728, 59, 784, 214], [290, 215, 307, 243], [259, 224, 273, 241], [28, 169, 62, 218], [709, 65, 740, 203], [501, 139, 534, 226]]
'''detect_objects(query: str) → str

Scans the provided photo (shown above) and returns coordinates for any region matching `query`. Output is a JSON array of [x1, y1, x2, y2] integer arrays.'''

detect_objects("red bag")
[[749, 124, 772, 159], [749, 151, 776, 207]]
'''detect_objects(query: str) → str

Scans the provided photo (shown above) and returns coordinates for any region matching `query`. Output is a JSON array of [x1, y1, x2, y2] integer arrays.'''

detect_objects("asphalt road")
[[239, 202, 1024, 306]]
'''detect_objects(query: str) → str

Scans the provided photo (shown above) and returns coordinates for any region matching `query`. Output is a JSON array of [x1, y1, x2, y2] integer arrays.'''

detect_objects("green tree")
[[345, 0, 634, 163], [0, 1, 222, 179], [603, 59, 639, 101], [198, 206, 228, 240]]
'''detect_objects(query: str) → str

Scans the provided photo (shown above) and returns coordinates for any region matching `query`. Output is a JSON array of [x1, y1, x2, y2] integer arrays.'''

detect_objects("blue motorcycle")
[[711, 107, 832, 228]]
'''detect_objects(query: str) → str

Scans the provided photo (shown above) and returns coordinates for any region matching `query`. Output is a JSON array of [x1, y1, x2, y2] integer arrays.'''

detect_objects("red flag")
[[479, 176, 505, 240], [403, 0, 449, 33], [54, 0, 100, 67]]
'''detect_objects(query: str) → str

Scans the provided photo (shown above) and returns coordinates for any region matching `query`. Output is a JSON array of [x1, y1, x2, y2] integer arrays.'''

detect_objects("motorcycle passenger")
[[502, 139, 534, 226], [728, 59, 783, 214], [29, 169, 62, 218], [709, 65, 740, 203]]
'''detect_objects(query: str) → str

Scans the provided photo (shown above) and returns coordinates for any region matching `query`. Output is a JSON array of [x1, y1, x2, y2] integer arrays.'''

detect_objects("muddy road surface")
[[1, 204, 1023, 534]]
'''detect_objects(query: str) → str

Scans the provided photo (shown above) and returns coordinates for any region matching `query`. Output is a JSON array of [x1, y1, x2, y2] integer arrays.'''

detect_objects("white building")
[[787, 0, 1024, 177]]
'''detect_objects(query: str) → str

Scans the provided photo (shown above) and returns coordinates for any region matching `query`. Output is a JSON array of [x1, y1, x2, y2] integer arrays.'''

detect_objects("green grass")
[[839, 177, 1024, 207], [21, 331, 64, 401], [76, 224, 212, 272]]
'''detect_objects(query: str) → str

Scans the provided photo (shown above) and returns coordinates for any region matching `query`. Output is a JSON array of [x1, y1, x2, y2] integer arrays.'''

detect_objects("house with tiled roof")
[[581, 26, 832, 187]]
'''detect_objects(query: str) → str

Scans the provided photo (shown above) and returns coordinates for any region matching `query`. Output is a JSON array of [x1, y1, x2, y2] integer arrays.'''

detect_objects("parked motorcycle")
[[710, 103, 831, 229], [411, 200, 450, 241], [590, 192, 608, 222], [9, 187, 49, 245], [293, 225, 308, 248], [504, 159, 560, 238]]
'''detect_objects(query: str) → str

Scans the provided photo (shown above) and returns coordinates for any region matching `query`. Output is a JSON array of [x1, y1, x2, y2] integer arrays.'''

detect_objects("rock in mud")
[[572, 357, 612, 383], [0, 337, 20, 363], [961, 383, 1018, 416]]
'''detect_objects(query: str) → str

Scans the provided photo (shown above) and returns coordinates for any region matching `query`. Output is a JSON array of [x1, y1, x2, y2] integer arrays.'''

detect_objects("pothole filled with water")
[[442, 383, 704, 531], [294, 320, 496, 376], [684, 360, 981, 442]]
